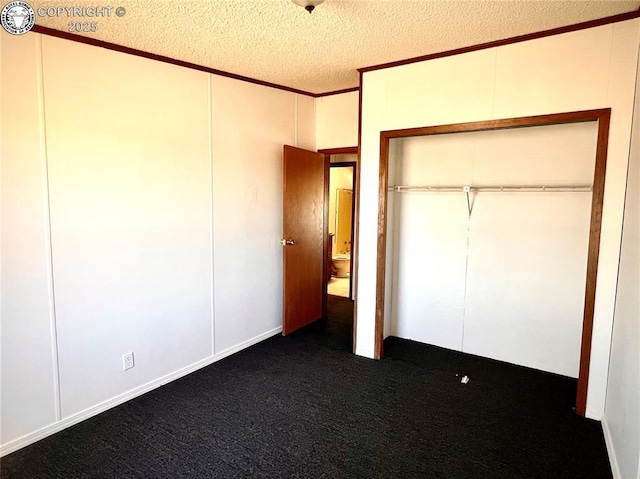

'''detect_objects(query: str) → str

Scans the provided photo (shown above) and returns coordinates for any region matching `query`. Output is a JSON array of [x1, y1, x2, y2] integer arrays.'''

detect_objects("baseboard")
[[0, 326, 282, 457], [355, 346, 375, 359], [602, 417, 622, 479], [586, 404, 604, 421], [212, 326, 282, 362]]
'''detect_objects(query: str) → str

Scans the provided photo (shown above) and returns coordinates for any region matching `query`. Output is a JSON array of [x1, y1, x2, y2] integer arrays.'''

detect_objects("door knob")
[[280, 239, 295, 246]]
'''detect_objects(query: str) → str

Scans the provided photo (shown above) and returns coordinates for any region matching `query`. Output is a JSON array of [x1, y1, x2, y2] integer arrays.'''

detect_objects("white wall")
[[42, 36, 213, 418], [211, 77, 312, 354], [316, 91, 359, 149], [386, 123, 596, 377], [1, 33, 59, 445], [602, 41, 640, 479], [358, 19, 640, 419], [0, 32, 314, 454]]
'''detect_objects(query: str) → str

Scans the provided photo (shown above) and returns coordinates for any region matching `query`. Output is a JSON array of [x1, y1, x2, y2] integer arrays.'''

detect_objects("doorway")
[[281, 145, 359, 349], [327, 160, 356, 299], [321, 147, 358, 353], [319, 148, 358, 300]]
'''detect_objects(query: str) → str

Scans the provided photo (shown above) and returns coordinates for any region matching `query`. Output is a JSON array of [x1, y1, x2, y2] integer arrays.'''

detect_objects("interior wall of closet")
[[383, 121, 598, 377]]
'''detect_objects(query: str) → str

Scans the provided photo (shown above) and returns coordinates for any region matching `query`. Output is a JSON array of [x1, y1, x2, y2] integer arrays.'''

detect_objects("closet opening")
[[374, 109, 611, 417]]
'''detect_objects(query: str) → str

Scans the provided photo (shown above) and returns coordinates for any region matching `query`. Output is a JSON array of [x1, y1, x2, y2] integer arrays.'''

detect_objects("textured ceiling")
[[30, 0, 640, 94]]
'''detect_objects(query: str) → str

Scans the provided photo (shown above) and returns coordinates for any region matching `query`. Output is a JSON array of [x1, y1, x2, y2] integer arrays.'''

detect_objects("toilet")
[[332, 254, 350, 278]]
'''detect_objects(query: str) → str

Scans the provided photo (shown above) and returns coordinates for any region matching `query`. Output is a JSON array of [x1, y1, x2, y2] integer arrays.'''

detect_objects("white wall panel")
[[211, 76, 295, 354], [386, 49, 496, 129], [42, 37, 213, 417], [464, 124, 595, 378], [391, 193, 469, 350], [493, 28, 611, 118], [464, 194, 591, 377], [1, 33, 58, 444], [470, 123, 597, 186], [386, 135, 473, 346], [586, 21, 640, 421], [296, 94, 316, 151], [603, 39, 640, 479], [316, 91, 359, 149]]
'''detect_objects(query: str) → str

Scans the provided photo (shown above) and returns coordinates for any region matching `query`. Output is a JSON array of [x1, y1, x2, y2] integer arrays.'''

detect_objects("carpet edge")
[[0, 326, 282, 457]]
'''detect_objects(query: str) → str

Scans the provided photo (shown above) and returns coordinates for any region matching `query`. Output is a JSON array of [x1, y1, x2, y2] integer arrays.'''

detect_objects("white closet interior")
[[383, 122, 598, 378]]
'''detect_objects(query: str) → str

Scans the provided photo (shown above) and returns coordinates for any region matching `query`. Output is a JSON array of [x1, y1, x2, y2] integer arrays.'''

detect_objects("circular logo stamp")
[[1, 1, 35, 35]]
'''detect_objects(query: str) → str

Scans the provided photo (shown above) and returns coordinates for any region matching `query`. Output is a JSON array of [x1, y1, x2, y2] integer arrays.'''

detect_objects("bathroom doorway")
[[326, 156, 356, 299], [281, 145, 358, 348]]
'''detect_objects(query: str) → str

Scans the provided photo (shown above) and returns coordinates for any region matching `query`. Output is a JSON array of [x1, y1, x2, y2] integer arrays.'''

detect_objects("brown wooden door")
[[282, 145, 328, 335]]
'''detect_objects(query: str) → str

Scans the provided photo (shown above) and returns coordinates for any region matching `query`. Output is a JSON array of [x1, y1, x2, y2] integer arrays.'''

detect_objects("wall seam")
[[315, 97, 320, 149], [460, 135, 479, 351], [36, 34, 62, 421], [491, 48, 498, 119], [208, 74, 216, 357], [294, 94, 299, 147], [604, 24, 616, 108], [313, 95, 317, 151]]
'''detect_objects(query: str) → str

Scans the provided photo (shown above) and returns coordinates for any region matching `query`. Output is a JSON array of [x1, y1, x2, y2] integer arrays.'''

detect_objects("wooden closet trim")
[[374, 109, 611, 417]]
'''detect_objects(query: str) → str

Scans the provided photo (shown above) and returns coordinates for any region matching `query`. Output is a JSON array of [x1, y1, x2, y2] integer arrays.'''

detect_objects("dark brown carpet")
[[0, 295, 611, 478]]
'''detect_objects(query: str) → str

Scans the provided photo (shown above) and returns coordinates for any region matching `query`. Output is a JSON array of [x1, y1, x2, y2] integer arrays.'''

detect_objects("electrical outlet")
[[123, 352, 134, 371]]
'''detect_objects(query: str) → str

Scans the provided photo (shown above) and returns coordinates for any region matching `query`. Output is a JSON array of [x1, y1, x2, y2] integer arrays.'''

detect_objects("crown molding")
[[30, 25, 321, 97], [30, 8, 640, 97], [358, 10, 640, 73]]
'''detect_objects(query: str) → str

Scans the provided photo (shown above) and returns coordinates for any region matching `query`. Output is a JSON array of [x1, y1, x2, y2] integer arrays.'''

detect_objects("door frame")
[[319, 147, 359, 351], [374, 109, 611, 417], [328, 160, 357, 298]]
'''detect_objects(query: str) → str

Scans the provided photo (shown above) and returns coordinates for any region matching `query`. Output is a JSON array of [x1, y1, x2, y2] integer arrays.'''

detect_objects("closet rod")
[[387, 185, 592, 193]]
